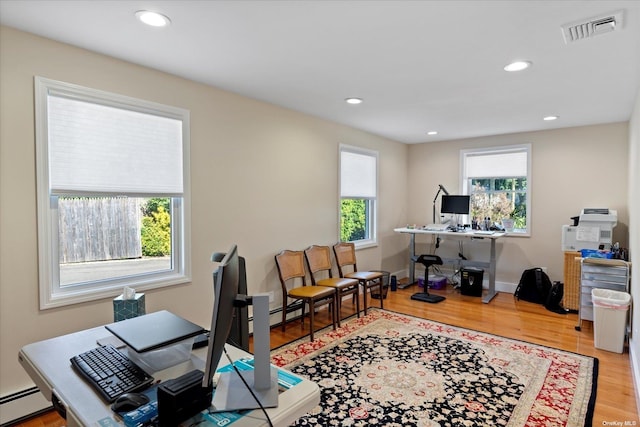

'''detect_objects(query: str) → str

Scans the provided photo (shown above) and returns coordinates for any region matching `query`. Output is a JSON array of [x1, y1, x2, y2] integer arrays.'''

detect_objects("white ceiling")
[[1, 0, 639, 144]]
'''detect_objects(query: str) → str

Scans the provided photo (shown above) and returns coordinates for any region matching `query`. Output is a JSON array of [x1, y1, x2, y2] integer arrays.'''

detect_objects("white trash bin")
[[592, 288, 631, 353]]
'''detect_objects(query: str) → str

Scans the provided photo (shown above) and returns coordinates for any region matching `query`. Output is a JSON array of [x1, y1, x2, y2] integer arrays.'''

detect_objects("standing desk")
[[394, 227, 505, 303], [18, 324, 320, 426]]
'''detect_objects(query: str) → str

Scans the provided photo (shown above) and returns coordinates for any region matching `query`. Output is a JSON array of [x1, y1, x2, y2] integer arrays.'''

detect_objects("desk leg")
[[482, 238, 498, 303], [398, 233, 416, 289]]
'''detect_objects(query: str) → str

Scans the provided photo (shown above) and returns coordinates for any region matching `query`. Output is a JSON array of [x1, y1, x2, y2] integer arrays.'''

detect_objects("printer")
[[561, 208, 617, 251]]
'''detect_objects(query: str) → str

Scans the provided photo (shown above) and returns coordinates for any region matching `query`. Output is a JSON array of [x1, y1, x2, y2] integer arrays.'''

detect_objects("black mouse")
[[111, 392, 150, 412]]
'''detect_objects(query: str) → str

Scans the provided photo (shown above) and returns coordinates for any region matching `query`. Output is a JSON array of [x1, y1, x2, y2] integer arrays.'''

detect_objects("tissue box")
[[113, 293, 145, 322]]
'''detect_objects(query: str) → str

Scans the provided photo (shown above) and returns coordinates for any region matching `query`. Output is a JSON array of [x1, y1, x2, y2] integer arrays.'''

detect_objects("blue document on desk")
[[217, 358, 302, 389], [183, 358, 303, 426]]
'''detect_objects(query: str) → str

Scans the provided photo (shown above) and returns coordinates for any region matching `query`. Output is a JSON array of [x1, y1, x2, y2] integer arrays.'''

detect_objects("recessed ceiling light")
[[135, 10, 171, 27], [345, 98, 363, 105], [503, 61, 532, 72], [427, 131, 438, 135], [543, 115, 559, 121]]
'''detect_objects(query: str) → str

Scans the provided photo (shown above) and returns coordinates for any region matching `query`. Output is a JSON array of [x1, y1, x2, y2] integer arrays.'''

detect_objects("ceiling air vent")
[[561, 10, 624, 44]]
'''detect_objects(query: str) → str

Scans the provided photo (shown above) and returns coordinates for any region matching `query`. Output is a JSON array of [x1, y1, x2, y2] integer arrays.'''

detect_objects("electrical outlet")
[[267, 291, 275, 303]]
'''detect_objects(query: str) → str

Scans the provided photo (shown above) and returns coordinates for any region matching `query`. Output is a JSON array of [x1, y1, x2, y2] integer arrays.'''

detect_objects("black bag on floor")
[[545, 281, 569, 314], [514, 268, 552, 304]]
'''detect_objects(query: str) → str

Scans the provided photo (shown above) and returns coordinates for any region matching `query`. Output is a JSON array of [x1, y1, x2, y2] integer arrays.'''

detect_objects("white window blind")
[[35, 77, 191, 309], [465, 151, 527, 178], [340, 150, 377, 198], [47, 93, 183, 196]]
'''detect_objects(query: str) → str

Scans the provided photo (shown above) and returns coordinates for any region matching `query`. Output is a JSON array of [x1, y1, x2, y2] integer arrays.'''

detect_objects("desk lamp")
[[433, 184, 449, 224]]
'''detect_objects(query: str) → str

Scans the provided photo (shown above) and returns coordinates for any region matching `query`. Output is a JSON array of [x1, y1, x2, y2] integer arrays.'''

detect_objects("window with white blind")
[[339, 145, 378, 247], [35, 77, 191, 309], [461, 144, 531, 235]]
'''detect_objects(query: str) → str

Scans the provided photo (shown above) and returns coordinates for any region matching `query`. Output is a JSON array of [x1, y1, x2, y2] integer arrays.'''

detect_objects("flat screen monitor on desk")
[[203, 245, 240, 389], [440, 195, 470, 215], [204, 244, 278, 413]]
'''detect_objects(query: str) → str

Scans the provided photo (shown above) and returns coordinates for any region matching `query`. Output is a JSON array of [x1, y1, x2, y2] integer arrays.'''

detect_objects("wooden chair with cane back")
[[304, 245, 360, 327], [274, 249, 337, 341], [332, 242, 384, 315]]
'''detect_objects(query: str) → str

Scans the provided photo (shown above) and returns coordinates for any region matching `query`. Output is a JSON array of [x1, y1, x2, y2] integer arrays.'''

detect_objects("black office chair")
[[410, 254, 446, 303]]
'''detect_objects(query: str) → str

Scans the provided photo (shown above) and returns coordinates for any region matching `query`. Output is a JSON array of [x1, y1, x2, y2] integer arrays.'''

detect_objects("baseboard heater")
[[0, 387, 52, 426]]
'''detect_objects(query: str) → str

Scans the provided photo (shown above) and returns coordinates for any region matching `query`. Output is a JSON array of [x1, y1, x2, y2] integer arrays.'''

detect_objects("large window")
[[35, 77, 191, 309], [339, 145, 378, 247], [461, 144, 531, 235]]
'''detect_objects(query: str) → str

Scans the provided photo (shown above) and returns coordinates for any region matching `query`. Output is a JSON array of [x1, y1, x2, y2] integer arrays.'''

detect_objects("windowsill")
[[353, 239, 378, 250], [503, 231, 530, 238], [41, 272, 191, 310]]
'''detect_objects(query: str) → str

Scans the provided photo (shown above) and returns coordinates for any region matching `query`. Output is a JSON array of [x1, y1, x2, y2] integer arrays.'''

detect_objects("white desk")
[[19, 325, 320, 426], [394, 227, 505, 303]]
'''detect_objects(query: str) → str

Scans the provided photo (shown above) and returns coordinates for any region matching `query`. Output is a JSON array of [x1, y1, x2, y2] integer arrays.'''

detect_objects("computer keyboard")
[[70, 344, 154, 402], [424, 224, 449, 231]]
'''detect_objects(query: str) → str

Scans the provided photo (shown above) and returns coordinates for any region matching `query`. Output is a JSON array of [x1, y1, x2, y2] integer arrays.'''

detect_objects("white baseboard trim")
[[629, 338, 640, 417], [496, 281, 517, 294], [0, 388, 51, 425]]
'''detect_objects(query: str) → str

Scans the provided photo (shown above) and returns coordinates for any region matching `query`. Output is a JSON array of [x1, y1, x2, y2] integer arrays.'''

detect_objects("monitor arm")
[[233, 294, 251, 308]]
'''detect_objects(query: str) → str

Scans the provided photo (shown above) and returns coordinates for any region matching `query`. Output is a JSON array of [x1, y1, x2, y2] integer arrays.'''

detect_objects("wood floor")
[[15, 285, 638, 426]]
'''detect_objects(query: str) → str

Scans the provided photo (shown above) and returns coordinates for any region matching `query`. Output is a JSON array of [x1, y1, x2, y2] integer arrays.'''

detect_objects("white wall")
[[406, 123, 630, 286], [0, 26, 409, 402], [628, 83, 640, 411]]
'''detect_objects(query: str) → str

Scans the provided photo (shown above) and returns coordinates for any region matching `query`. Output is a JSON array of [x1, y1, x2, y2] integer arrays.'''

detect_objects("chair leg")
[[335, 289, 342, 328], [309, 301, 315, 341], [331, 292, 340, 331], [349, 286, 361, 317], [362, 282, 368, 315], [378, 280, 384, 310], [301, 303, 306, 330], [282, 304, 286, 332]]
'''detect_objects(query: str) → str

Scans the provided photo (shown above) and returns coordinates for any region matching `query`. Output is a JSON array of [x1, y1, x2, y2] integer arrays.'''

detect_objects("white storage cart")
[[575, 258, 629, 332]]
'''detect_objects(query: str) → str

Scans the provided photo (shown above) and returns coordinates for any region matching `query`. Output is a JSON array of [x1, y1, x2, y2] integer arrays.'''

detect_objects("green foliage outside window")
[[142, 197, 171, 216], [340, 199, 367, 242], [141, 202, 171, 256]]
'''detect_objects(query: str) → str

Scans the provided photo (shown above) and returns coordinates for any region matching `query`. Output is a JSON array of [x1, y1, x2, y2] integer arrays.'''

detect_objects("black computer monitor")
[[440, 195, 470, 215], [202, 244, 240, 388], [203, 245, 278, 413]]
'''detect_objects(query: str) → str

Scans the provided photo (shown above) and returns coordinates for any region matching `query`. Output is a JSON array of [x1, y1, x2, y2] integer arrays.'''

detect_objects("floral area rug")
[[270, 309, 598, 427]]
